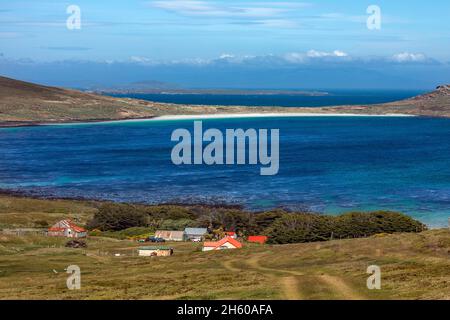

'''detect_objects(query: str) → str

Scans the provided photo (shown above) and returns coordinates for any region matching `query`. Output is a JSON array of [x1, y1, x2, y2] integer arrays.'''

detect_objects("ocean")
[[1, 114, 450, 227], [110, 89, 425, 107]]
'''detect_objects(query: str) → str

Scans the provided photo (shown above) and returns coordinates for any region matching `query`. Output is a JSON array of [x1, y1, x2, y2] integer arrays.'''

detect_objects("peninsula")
[[1, 76, 449, 127]]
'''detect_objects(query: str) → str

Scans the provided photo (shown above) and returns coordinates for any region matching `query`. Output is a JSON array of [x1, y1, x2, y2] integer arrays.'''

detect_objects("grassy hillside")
[[0, 194, 98, 229], [0, 194, 449, 300], [0, 76, 156, 124]]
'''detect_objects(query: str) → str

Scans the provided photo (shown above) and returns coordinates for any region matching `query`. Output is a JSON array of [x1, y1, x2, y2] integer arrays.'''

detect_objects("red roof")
[[247, 236, 268, 244], [71, 225, 86, 233], [48, 220, 86, 233], [225, 231, 236, 236], [204, 236, 243, 249]]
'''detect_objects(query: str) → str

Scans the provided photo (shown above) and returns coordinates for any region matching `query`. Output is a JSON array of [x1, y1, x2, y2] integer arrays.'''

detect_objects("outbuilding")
[[138, 246, 173, 257], [184, 227, 208, 241]]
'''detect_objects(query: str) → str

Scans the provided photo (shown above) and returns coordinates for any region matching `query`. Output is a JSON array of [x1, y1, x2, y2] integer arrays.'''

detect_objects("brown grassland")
[[0, 195, 449, 300]]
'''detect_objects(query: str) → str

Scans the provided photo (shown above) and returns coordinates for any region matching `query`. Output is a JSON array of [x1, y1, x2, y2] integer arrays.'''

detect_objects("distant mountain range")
[[1, 76, 449, 127]]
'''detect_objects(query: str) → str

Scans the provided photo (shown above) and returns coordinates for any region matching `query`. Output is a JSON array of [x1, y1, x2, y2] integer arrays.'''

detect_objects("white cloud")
[[306, 50, 348, 58], [219, 53, 235, 59], [391, 52, 427, 63], [130, 56, 153, 63]]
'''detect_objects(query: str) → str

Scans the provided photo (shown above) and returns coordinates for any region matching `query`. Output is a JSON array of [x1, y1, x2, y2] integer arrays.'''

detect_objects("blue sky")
[[1, 1, 450, 89]]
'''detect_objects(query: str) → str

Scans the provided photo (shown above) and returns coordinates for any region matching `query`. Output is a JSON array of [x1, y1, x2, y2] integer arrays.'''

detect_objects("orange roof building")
[[247, 235, 268, 244], [47, 219, 87, 238], [202, 236, 242, 251]]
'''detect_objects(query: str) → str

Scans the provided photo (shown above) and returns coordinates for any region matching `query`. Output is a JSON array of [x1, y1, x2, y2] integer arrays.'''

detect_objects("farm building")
[[202, 236, 243, 251], [138, 246, 173, 257], [47, 220, 87, 238], [247, 235, 268, 244], [184, 227, 208, 241], [155, 230, 185, 241]]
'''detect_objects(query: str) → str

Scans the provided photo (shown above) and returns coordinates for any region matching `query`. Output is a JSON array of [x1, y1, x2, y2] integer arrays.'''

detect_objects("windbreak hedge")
[[266, 211, 426, 244]]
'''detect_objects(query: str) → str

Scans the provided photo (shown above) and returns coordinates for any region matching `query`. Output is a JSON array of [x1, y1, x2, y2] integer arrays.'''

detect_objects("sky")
[[1, 0, 450, 89]]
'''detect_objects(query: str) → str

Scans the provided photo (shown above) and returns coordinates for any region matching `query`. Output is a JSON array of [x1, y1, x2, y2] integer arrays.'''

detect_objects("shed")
[[247, 236, 268, 244], [138, 246, 173, 257]]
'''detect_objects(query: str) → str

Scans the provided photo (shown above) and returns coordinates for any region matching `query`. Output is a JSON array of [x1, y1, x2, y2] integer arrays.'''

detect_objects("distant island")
[[84, 80, 329, 96], [0, 75, 450, 127]]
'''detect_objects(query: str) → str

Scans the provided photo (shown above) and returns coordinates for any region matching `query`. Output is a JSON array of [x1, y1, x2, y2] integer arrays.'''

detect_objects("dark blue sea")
[[110, 90, 425, 107], [1, 115, 450, 227]]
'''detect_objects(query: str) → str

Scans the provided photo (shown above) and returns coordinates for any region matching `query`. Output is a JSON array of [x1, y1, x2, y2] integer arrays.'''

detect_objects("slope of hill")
[[0, 76, 157, 125], [1, 76, 450, 126]]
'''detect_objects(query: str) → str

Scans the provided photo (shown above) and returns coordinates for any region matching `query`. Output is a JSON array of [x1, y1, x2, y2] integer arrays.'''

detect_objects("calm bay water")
[[110, 90, 424, 107], [1, 116, 450, 227]]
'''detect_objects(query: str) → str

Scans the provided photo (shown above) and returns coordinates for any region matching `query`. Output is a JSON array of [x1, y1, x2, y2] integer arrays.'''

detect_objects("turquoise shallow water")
[[1, 116, 450, 227]]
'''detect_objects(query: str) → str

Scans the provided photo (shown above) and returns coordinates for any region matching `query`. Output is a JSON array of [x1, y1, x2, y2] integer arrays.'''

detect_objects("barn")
[[155, 230, 185, 241]]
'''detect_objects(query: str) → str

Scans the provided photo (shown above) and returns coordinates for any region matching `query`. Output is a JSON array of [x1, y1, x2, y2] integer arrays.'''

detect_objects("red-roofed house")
[[47, 219, 87, 238], [225, 231, 237, 239], [247, 235, 268, 244], [202, 236, 242, 251]]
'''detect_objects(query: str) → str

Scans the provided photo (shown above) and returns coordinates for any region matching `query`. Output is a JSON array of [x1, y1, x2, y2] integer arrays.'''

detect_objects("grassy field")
[[0, 194, 449, 300]]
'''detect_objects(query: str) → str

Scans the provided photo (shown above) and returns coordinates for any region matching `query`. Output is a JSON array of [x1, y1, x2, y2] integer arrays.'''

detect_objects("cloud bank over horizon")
[[1, 50, 448, 90]]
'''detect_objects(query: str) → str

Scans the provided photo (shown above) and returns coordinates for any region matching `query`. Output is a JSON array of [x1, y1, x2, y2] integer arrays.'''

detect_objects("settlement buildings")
[[47, 219, 87, 238]]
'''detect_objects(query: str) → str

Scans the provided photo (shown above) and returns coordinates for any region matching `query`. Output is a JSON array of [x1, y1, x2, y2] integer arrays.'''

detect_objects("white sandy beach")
[[41, 112, 415, 126], [153, 113, 415, 121]]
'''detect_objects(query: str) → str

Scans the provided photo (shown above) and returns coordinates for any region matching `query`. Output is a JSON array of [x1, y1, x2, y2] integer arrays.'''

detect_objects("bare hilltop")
[[1, 76, 450, 127]]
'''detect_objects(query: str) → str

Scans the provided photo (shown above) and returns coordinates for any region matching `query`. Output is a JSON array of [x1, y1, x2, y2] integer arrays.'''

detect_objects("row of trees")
[[87, 203, 427, 244]]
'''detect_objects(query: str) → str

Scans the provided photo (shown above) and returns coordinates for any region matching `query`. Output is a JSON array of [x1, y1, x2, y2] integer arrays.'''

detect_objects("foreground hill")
[[0, 195, 449, 300], [1, 76, 450, 126]]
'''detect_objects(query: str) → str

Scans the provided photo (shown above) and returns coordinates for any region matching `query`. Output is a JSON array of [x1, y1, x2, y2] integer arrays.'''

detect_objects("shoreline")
[[0, 187, 442, 228], [0, 112, 416, 128], [152, 113, 415, 121]]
